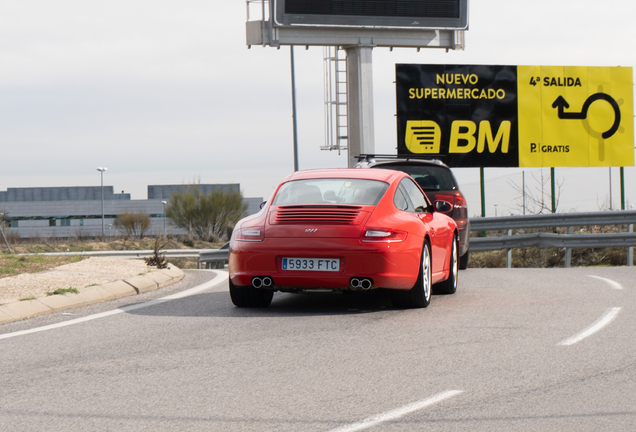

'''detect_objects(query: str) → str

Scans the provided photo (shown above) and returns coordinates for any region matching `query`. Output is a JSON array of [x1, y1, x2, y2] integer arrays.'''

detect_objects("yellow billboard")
[[518, 66, 633, 167]]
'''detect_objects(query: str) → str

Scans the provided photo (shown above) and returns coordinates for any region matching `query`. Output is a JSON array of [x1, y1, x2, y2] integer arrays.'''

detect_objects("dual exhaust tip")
[[252, 276, 273, 288], [350, 278, 373, 290], [252, 276, 373, 290]]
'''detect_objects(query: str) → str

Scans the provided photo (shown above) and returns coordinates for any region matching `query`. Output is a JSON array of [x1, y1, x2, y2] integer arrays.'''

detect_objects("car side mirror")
[[434, 200, 452, 213], [259, 201, 267, 209]]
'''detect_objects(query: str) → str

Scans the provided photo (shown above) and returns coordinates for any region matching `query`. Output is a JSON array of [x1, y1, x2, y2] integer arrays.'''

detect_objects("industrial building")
[[0, 184, 262, 239]]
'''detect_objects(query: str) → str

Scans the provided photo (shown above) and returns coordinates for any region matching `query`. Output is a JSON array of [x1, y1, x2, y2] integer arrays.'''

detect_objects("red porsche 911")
[[228, 168, 459, 309]]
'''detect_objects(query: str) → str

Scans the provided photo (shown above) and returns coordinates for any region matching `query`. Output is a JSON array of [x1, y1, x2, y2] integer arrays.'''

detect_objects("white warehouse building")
[[0, 184, 262, 239]]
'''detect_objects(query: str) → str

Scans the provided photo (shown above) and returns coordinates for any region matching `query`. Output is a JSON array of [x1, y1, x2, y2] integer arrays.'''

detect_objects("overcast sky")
[[1, 0, 634, 215]]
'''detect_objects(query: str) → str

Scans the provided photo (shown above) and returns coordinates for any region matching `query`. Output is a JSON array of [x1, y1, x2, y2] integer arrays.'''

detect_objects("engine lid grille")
[[271, 205, 365, 225]]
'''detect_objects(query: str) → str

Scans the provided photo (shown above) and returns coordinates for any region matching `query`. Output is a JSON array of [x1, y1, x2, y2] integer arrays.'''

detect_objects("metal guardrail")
[[471, 232, 636, 251], [470, 210, 636, 231], [197, 249, 229, 269], [468, 210, 636, 267], [20, 249, 205, 258]]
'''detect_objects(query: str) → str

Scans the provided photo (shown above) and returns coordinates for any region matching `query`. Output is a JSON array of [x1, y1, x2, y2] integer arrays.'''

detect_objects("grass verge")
[[0, 254, 83, 279], [47, 288, 79, 296]]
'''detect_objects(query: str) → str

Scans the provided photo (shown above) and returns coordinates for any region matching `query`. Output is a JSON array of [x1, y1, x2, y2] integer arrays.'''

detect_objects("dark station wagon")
[[356, 154, 470, 269]]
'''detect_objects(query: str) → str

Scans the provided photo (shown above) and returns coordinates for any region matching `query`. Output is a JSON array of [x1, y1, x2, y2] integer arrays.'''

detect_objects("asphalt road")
[[1, 267, 635, 431]]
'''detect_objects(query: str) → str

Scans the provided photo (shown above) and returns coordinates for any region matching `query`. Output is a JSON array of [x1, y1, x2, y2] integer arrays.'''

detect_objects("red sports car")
[[228, 168, 459, 309]]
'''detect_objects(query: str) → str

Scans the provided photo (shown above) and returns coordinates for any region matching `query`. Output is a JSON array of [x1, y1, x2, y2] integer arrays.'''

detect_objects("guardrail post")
[[629, 224, 634, 267], [505, 230, 512, 268], [564, 226, 573, 268]]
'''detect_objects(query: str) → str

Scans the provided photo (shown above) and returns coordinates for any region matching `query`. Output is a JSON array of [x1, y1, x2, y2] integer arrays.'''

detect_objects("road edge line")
[[0, 270, 228, 340], [558, 307, 621, 346], [326, 390, 463, 432]]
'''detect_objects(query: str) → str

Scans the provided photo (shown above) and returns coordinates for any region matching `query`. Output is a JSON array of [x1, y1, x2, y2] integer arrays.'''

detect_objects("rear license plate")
[[282, 258, 340, 272]]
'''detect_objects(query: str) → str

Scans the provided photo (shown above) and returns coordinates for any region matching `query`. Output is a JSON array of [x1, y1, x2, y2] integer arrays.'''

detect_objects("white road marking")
[[325, 390, 463, 432], [0, 270, 228, 341], [558, 307, 622, 346], [588, 275, 623, 290]]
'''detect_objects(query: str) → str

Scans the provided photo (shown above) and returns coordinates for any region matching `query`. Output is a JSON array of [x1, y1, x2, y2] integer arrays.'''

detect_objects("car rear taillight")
[[235, 227, 265, 242], [452, 195, 469, 228], [361, 228, 407, 243]]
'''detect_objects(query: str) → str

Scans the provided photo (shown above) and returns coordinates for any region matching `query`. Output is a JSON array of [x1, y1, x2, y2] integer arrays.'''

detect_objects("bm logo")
[[405, 120, 511, 154]]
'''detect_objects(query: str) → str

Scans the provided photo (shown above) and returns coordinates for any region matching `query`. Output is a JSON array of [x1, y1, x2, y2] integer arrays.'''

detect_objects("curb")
[[0, 266, 185, 325]]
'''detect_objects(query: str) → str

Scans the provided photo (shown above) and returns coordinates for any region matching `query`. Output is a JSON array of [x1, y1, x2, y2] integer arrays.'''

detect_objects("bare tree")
[[508, 169, 564, 215]]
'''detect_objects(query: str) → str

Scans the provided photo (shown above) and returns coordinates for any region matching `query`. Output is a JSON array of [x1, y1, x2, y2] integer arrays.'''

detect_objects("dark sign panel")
[[396, 64, 519, 167], [278, 0, 468, 29], [396, 64, 634, 168]]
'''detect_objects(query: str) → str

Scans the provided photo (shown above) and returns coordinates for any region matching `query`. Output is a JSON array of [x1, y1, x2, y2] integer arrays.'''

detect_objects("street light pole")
[[97, 167, 107, 236]]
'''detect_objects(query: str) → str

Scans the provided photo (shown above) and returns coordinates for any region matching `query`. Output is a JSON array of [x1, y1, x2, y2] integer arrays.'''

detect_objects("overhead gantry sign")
[[246, 1, 469, 166]]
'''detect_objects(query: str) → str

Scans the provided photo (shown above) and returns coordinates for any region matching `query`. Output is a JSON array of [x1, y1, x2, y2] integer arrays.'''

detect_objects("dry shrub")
[[165, 186, 246, 241], [144, 235, 168, 269], [608, 249, 627, 266], [4, 229, 21, 245], [114, 211, 151, 239], [73, 228, 92, 242], [166, 257, 198, 269], [484, 251, 506, 268], [544, 248, 564, 267], [469, 251, 506, 268]]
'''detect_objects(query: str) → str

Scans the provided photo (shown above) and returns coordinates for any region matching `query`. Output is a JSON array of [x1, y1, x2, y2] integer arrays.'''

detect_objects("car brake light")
[[235, 227, 265, 242], [361, 228, 407, 243]]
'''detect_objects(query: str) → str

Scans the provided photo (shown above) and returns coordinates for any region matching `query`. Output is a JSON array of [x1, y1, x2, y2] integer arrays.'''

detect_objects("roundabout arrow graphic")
[[552, 93, 621, 139]]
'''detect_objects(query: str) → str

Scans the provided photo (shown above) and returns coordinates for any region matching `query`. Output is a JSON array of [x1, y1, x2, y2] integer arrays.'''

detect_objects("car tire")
[[459, 250, 470, 270], [229, 279, 274, 308], [390, 240, 432, 309], [433, 235, 458, 295]]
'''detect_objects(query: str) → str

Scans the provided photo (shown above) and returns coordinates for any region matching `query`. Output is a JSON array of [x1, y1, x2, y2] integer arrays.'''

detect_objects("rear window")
[[373, 163, 457, 191], [273, 179, 388, 206]]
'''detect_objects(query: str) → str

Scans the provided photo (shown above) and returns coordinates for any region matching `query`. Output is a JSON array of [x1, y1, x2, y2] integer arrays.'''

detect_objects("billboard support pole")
[[480, 167, 487, 237], [480, 167, 486, 217], [620, 167, 625, 210], [290, 46, 300, 172], [550, 167, 556, 213], [345, 45, 375, 167]]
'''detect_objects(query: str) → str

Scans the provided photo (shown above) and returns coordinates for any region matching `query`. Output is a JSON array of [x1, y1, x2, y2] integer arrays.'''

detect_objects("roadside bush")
[[145, 235, 168, 269], [608, 249, 626, 266], [114, 211, 151, 239], [3, 229, 20, 245], [72, 228, 92, 242], [165, 185, 247, 241]]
